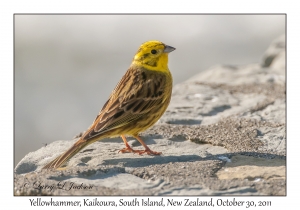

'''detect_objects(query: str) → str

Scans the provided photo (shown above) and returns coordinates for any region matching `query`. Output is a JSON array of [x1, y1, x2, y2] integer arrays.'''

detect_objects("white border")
[[2, 0, 298, 209]]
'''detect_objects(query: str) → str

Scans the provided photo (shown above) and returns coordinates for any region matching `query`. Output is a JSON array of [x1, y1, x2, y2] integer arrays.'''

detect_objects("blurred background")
[[14, 15, 285, 166]]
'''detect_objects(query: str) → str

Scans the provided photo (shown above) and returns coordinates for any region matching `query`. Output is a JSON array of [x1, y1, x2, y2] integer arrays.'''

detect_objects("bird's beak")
[[164, 45, 176, 53]]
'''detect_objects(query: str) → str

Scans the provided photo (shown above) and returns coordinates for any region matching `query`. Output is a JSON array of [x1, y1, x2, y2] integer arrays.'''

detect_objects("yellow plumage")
[[43, 40, 175, 169]]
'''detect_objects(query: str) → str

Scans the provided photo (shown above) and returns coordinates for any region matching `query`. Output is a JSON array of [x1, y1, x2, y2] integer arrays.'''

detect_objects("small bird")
[[43, 40, 175, 169]]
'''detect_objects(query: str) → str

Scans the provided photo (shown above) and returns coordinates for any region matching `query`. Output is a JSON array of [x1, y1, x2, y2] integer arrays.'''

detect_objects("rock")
[[216, 155, 286, 180], [261, 35, 285, 68], [14, 35, 286, 196]]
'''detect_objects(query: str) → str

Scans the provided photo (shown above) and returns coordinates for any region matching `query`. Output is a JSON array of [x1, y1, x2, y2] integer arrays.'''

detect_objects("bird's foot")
[[119, 147, 138, 153], [118, 146, 161, 155], [118, 143, 141, 154], [136, 149, 162, 155]]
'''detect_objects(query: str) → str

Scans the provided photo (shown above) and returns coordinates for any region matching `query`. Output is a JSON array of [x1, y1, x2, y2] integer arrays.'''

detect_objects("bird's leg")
[[119, 135, 141, 154], [133, 135, 162, 155]]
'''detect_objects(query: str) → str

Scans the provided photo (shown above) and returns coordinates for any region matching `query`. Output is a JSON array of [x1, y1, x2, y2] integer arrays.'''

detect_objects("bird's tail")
[[42, 139, 90, 169]]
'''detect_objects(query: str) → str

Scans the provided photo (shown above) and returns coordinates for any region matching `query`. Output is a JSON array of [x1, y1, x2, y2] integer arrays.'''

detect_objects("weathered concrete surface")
[[14, 35, 286, 196]]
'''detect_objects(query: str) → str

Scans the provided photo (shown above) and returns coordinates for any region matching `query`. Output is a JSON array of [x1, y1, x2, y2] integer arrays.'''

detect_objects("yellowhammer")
[[43, 40, 175, 169]]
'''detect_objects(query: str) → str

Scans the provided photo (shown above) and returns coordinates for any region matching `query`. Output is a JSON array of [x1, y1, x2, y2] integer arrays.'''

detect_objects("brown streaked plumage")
[[43, 40, 175, 169]]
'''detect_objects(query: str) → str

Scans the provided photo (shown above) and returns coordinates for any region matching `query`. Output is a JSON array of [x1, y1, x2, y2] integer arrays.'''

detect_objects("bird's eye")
[[151, 49, 157, 54]]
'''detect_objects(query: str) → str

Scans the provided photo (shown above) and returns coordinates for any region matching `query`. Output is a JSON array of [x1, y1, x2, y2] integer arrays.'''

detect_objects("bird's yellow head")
[[132, 40, 175, 72]]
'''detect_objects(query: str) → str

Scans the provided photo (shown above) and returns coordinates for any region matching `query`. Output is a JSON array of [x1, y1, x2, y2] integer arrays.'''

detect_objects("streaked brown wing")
[[82, 67, 167, 140]]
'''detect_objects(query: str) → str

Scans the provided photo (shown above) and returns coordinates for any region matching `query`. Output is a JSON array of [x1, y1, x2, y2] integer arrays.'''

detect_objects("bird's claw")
[[136, 149, 162, 155], [119, 147, 161, 156]]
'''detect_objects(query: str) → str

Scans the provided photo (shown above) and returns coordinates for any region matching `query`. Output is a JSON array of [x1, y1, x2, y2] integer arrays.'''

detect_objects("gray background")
[[14, 15, 285, 166]]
